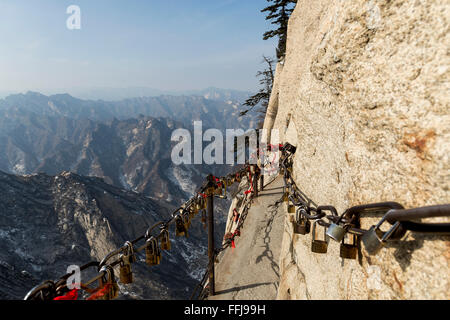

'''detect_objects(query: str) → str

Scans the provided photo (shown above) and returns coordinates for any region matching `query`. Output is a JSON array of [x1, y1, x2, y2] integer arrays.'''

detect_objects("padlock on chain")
[[160, 229, 171, 251], [283, 142, 297, 155], [286, 165, 293, 174], [175, 215, 188, 237], [98, 266, 119, 300], [195, 198, 203, 211], [145, 238, 161, 266], [311, 221, 329, 254], [220, 180, 228, 198], [119, 258, 132, 284], [197, 196, 207, 210], [340, 233, 358, 260], [326, 222, 347, 243], [119, 241, 135, 284], [282, 191, 289, 203], [288, 201, 296, 214], [189, 206, 197, 220], [292, 208, 311, 235], [362, 213, 401, 255], [328, 202, 403, 243]]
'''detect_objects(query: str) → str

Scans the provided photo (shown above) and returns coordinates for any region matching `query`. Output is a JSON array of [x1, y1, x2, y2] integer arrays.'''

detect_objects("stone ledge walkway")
[[209, 176, 286, 300]]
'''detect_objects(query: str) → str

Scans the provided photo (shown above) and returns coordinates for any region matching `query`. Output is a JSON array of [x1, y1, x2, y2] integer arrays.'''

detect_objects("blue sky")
[[0, 0, 277, 94]]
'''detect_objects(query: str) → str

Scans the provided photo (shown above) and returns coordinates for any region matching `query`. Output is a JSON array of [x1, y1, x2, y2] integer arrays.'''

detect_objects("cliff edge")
[[263, 0, 449, 299]]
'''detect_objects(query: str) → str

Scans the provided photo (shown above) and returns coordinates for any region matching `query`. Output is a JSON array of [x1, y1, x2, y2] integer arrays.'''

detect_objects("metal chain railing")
[[23, 142, 450, 300], [280, 143, 450, 259], [24, 163, 261, 301]]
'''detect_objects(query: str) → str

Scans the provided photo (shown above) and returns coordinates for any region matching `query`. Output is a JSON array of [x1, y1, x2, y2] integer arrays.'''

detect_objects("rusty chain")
[[280, 143, 450, 258]]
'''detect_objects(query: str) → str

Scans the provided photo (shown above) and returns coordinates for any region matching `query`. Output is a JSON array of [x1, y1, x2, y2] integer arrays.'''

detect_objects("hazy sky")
[[0, 0, 277, 94]]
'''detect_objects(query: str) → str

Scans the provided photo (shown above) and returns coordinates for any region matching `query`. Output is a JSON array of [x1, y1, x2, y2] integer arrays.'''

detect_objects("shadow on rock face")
[[389, 234, 449, 272]]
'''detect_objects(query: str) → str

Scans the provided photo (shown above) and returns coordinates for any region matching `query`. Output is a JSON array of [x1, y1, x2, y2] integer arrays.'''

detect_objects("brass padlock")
[[340, 233, 358, 260], [283, 191, 289, 203], [198, 196, 207, 210], [99, 266, 119, 300], [311, 222, 328, 254], [175, 216, 188, 237], [195, 199, 203, 211], [125, 241, 136, 263], [288, 202, 296, 214], [189, 207, 197, 219], [119, 241, 135, 284], [292, 208, 310, 235], [119, 261, 133, 284], [160, 229, 171, 251], [145, 238, 161, 266]]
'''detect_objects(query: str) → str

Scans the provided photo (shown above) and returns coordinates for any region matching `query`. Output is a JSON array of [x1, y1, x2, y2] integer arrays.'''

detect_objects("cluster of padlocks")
[[281, 143, 450, 259]]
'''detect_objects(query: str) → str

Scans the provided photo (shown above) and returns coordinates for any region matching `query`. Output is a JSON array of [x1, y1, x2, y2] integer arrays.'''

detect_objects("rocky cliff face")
[[263, 0, 449, 299], [0, 171, 213, 300]]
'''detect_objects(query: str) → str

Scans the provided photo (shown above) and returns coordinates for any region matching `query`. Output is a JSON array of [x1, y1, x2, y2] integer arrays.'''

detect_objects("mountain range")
[[0, 88, 255, 299]]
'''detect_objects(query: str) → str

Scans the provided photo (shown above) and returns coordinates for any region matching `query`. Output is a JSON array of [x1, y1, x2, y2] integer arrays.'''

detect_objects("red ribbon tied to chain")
[[86, 284, 112, 301], [244, 171, 253, 195], [231, 230, 241, 251], [53, 289, 79, 300]]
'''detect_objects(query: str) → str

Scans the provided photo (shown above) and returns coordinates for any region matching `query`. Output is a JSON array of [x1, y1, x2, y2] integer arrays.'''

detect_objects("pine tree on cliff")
[[240, 55, 275, 127], [262, 0, 297, 60], [239, 1, 296, 122]]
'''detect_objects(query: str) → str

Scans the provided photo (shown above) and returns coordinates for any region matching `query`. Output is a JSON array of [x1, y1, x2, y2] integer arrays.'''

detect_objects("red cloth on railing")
[[53, 289, 79, 300], [245, 170, 253, 195], [86, 284, 111, 301]]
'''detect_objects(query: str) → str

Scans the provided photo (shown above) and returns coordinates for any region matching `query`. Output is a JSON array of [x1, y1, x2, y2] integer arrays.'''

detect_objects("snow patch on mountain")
[[166, 165, 197, 197]]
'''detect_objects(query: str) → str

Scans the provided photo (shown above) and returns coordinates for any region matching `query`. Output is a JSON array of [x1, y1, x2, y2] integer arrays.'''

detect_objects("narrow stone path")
[[209, 176, 286, 300]]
